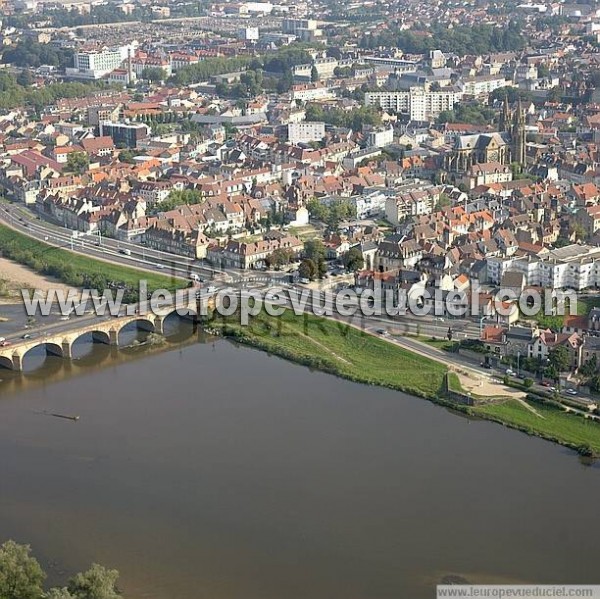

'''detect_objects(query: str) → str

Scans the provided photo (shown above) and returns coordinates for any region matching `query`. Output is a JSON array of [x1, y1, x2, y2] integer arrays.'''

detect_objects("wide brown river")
[[0, 320, 599, 599]]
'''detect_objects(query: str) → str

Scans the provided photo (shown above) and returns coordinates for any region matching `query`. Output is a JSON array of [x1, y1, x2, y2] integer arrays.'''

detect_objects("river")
[[0, 319, 599, 599]]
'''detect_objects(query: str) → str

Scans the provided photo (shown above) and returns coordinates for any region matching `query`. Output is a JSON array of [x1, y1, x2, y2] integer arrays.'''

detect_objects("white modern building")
[[365, 88, 462, 122], [487, 244, 600, 290], [460, 75, 510, 97], [288, 121, 326, 144], [366, 126, 394, 148], [66, 42, 137, 80]]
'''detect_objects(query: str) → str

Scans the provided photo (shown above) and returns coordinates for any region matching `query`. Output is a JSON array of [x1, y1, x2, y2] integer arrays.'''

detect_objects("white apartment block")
[[288, 121, 326, 144], [66, 43, 137, 80], [385, 187, 438, 224], [367, 126, 394, 148], [365, 88, 462, 122], [354, 190, 388, 219], [460, 75, 510, 97], [487, 244, 600, 290], [291, 85, 335, 102]]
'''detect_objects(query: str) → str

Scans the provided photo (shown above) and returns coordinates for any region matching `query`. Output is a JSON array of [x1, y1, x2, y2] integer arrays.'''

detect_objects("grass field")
[[215, 310, 448, 398], [474, 399, 600, 454], [0, 224, 181, 294]]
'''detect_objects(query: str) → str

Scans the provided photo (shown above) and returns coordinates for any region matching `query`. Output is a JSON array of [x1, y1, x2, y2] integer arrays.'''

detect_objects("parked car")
[[480, 362, 492, 369], [505, 368, 515, 376], [0, 340, 11, 347], [21, 334, 31, 339], [564, 389, 578, 396]]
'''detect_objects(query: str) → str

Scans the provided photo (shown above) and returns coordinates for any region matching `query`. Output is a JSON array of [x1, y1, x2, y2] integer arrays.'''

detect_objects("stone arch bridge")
[[0, 306, 205, 372]]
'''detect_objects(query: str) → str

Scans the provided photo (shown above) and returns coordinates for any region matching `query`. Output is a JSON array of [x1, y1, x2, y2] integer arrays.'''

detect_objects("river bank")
[[2, 222, 600, 456], [0, 256, 78, 303], [211, 310, 600, 457]]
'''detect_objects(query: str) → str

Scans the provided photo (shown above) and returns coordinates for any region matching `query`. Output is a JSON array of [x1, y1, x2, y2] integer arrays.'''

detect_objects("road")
[[0, 203, 232, 283]]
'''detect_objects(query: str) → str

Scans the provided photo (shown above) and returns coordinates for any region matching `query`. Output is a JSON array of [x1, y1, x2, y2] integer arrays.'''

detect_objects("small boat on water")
[[50, 413, 80, 422]]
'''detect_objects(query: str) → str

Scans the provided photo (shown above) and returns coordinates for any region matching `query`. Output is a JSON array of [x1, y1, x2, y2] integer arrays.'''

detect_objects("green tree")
[[65, 151, 89, 175], [304, 239, 326, 262], [549, 345, 571, 373], [310, 65, 319, 82], [44, 589, 75, 599], [580, 354, 598, 379], [68, 564, 121, 599], [266, 248, 295, 269], [155, 189, 204, 212], [589, 374, 600, 394], [16, 70, 34, 87], [0, 540, 46, 599], [343, 247, 364, 272], [570, 223, 588, 242], [299, 258, 316, 280], [141, 67, 166, 82], [544, 364, 559, 383]]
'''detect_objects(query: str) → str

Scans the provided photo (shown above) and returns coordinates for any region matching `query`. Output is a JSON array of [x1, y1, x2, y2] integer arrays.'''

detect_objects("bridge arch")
[[20, 342, 65, 372], [72, 330, 112, 346], [23, 342, 64, 359], [163, 307, 198, 321], [0, 355, 14, 370], [117, 317, 156, 335], [117, 317, 156, 345]]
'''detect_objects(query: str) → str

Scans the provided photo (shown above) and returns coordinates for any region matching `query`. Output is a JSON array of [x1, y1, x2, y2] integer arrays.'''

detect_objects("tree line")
[[304, 104, 381, 131], [0, 71, 113, 111], [0, 539, 122, 599], [2, 41, 74, 70], [360, 21, 526, 55], [171, 45, 317, 93]]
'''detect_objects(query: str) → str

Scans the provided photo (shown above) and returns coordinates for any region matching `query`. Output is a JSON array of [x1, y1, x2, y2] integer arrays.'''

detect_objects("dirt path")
[[514, 397, 545, 418]]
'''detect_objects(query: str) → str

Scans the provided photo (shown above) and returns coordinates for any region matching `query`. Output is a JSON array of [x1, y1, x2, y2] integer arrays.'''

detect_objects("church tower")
[[511, 99, 526, 166], [499, 95, 510, 133]]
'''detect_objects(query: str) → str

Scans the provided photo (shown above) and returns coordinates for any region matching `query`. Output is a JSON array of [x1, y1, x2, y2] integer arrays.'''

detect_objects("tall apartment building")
[[288, 121, 326, 144], [282, 18, 322, 41], [364, 88, 462, 122]]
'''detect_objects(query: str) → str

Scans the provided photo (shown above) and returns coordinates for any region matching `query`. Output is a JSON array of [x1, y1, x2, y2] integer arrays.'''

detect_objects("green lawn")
[[447, 372, 463, 392], [215, 310, 448, 398], [474, 399, 600, 454], [0, 224, 182, 295], [417, 336, 455, 351]]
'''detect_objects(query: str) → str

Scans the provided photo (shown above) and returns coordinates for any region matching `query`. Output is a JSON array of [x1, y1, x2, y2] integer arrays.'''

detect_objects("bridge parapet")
[[0, 298, 214, 372]]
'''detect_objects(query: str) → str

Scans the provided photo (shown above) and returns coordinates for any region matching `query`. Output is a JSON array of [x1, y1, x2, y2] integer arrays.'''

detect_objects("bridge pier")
[[61, 341, 72, 360], [153, 317, 164, 335], [12, 353, 23, 372]]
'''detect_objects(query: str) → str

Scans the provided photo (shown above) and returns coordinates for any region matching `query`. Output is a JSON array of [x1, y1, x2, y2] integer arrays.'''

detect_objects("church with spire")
[[444, 97, 526, 173]]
